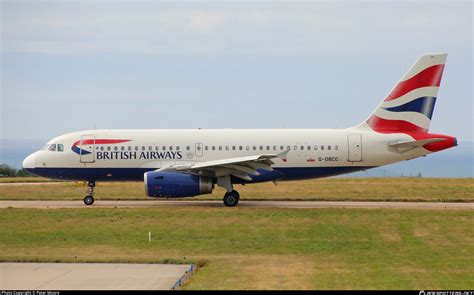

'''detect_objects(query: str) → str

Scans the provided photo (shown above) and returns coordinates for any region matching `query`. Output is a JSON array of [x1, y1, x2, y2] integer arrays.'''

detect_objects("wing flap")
[[221, 164, 260, 176]]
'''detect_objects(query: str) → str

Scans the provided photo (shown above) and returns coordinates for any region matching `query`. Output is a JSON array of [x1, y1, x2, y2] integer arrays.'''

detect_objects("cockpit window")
[[42, 143, 64, 152]]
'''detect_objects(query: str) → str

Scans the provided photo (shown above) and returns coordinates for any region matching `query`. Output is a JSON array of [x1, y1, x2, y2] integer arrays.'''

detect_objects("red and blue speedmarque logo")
[[71, 139, 131, 155]]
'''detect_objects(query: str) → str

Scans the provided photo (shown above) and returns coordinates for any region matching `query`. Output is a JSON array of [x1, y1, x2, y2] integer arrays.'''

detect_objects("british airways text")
[[96, 151, 183, 160]]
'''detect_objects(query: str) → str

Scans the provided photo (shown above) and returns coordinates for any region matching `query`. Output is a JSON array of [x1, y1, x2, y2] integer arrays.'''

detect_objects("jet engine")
[[144, 171, 214, 198]]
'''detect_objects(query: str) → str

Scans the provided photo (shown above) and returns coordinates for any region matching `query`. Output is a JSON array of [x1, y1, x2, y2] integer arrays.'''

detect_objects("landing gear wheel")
[[84, 195, 94, 206], [84, 180, 96, 206], [223, 190, 240, 207]]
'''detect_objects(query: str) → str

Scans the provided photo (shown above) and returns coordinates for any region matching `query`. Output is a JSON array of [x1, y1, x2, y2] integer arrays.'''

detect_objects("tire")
[[84, 195, 94, 206], [223, 190, 240, 207]]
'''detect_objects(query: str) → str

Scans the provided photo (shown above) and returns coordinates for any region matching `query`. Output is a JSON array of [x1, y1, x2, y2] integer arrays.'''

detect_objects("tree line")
[[0, 164, 33, 177]]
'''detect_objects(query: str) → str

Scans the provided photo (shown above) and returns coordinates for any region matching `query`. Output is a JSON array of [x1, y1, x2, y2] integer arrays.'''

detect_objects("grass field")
[[0, 177, 58, 183], [1, 178, 473, 202], [1, 207, 472, 289], [1, 178, 473, 289]]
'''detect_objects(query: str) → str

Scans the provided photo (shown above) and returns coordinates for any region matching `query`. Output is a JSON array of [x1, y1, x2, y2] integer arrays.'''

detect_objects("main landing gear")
[[84, 180, 95, 206], [217, 176, 240, 207], [223, 190, 240, 207]]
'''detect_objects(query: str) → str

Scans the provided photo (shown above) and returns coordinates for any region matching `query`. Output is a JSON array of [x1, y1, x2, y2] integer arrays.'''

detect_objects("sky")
[[1, 0, 473, 145]]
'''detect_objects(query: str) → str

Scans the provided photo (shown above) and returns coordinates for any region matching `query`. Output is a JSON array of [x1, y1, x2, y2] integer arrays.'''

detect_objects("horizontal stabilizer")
[[389, 138, 446, 148]]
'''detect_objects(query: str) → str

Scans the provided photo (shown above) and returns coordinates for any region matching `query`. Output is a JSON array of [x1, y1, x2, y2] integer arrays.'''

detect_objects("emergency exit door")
[[195, 143, 203, 157]]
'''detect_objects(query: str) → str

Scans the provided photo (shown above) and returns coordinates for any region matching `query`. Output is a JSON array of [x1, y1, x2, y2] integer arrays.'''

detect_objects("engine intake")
[[144, 171, 213, 198]]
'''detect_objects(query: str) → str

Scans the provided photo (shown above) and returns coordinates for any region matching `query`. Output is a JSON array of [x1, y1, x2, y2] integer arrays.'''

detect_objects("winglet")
[[277, 149, 290, 161]]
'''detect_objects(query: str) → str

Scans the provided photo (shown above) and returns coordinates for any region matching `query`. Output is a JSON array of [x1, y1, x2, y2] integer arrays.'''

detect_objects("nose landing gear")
[[83, 180, 95, 206]]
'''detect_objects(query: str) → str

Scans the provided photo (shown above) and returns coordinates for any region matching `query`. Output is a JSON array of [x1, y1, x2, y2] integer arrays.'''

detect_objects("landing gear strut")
[[223, 190, 240, 207], [84, 180, 95, 206]]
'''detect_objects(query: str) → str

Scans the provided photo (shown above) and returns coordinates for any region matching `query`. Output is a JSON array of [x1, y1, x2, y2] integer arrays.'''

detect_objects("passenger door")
[[347, 134, 362, 162], [79, 135, 96, 163]]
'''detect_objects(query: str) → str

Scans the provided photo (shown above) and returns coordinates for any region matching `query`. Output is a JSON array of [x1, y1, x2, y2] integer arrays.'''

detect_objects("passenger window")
[[307, 146, 311, 150], [162, 146, 166, 151], [321, 146, 325, 150], [57, 144, 64, 152], [148, 146, 152, 151], [107, 146, 111, 151], [212, 146, 216, 151], [225, 146, 229, 151], [121, 146, 125, 151], [114, 146, 118, 151], [293, 146, 297, 150], [205, 146, 208, 151], [335, 145, 339, 150], [300, 146, 304, 150], [239, 146, 243, 150], [155, 146, 159, 151], [280, 146, 284, 150], [266, 146, 270, 151], [232, 146, 236, 150], [328, 146, 332, 150], [219, 146, 222, 151], [253, 146, 257, 150], [100, 146, 104, 151], [260, 146, 263, 150], [135, 146, 139, 151], [176, 146, 180, 151], [245, 146, 249, 151], [314, 145, 318, 150], [186, 146, 190, 151], [48, 144, 56, 151], [169, 146, 173, 151], [141, 146, 146, 151]]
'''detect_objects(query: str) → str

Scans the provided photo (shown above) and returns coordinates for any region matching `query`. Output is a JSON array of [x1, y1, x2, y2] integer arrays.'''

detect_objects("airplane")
[[22, 53, 457, 207]]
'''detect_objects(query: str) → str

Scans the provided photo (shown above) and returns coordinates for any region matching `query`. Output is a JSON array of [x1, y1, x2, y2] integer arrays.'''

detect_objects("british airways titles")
[[96, 151, 183, 160]]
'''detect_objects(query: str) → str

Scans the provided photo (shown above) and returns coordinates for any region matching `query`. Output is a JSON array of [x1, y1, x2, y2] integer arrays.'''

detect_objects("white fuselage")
[[23, 128, 428, 182]]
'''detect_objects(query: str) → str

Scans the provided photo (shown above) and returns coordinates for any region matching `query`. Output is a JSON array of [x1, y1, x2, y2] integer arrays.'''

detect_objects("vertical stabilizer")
[[356, 54, 447, 133]]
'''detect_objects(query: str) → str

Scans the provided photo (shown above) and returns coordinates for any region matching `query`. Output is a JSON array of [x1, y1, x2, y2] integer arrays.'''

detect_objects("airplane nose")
[[22, 154, 36, 169]]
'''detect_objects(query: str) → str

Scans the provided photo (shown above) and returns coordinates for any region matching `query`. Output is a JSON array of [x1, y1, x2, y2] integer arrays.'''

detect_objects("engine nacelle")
[[144, 171, 214, 198]]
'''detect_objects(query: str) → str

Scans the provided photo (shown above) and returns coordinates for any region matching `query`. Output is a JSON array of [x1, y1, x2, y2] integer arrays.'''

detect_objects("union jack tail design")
[[358, 54, 447, 133]]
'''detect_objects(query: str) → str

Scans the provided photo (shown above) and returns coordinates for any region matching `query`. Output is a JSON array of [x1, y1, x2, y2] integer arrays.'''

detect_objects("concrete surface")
[[0, 263, 191, 290], [0, 200, 472, 210]]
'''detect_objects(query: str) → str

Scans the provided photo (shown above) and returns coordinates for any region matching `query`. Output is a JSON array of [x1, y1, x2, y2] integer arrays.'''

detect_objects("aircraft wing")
[[157, 151, 288, 181]]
